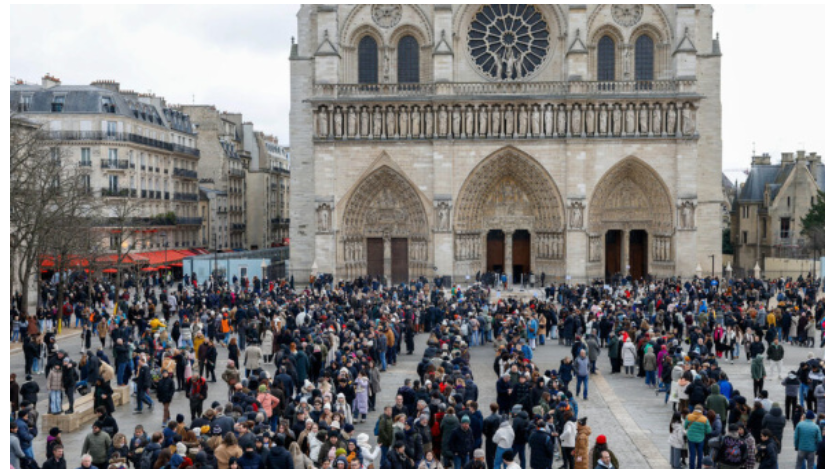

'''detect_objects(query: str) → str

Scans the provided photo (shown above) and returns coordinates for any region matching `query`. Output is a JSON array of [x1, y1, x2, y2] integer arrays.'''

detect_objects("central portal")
[[512, 230, 531, 282], [605, 230, 622, 278], [486, 230, 505, 273], [629, 230, 648, 280]]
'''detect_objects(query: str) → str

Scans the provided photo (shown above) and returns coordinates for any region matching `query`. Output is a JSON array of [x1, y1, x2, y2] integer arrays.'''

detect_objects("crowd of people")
[[9, 272, 825, 469]]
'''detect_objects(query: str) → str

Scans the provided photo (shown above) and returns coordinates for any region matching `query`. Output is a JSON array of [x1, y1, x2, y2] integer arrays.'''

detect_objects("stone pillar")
[[383, 232, 392, 285], [504, 229, 514, 288], [622, 230, 630, 277]]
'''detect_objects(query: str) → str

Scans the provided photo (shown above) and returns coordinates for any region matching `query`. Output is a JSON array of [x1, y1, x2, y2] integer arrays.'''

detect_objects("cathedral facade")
[[289, 4, 723, 285]]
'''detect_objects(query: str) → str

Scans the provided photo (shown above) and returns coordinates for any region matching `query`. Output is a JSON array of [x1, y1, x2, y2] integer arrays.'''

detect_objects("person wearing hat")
[[589, 435, 618, 469], [82, 421, 113, 469], [387, 440, 413, 469], [448, 416, 475, 469], [500, 450, 520, 469], [794, 410, 821, 468]]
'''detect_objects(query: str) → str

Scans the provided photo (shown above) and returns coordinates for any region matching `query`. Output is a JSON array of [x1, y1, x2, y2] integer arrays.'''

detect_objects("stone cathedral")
[[289, 4, 723, 285]]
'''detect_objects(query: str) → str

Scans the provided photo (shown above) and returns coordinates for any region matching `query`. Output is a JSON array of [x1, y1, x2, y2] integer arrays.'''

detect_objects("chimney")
[[781, 152, 794, 166], [90, 79, 120, 92], [41, 73, 61, 89], [752, 152, 771, 166]]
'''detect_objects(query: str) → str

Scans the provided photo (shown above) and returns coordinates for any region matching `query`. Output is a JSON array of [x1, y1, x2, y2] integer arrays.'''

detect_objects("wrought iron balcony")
[[173, 168, 198, 179], [101, 159, 131, 170]]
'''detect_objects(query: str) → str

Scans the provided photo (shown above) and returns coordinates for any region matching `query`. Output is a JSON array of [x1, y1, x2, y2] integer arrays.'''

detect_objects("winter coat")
[[82, 431, 112, 465], [751, 355, 766, 381], [705, 384, 729, 424], [527, 429, 554, 469], [492, 419, 514, 449], [244, 346, 262, 370], [684, 410, 711, 443], [560, 420, 577, 448], [11, 433, 26, 469], [156, 377, 175, 404], [621, 341, 637, 367], [761, 406, 786, 451], [573, 424, 591, 469], [439, 414, 460, 459]]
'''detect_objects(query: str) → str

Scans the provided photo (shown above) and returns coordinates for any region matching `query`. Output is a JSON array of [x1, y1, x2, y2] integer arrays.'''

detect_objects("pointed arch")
[[454, 146, 565, 233], [341, 164, 429, 239], [588, 156, 674, 235]]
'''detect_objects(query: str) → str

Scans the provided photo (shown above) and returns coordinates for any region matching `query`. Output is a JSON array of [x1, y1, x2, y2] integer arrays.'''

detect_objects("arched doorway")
[[454, 147, 565, 280], [341, 165, 430, 284], [589, 157, 674, 280]]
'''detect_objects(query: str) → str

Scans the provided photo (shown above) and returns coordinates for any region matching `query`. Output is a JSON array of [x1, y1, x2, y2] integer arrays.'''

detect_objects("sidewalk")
[[10, 327, 83, 355]]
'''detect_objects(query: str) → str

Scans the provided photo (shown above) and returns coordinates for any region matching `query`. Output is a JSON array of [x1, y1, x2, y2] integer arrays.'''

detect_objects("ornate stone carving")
[[316, 203, 333, 233], [317, 107, 328, 138], [624, 105, 636, 135], [536, 233, 564, 260], [599, 105, 609, 135], [568, 200, 585, 230], [612, 5, 644, 27], [465, 106, 474, 138], [543, 105, 553, 136], [399, 107, 409, 137], [410, 240, 428, 262], [372, 4, 402, 29], [682, 105, 695, 136], [504, 106, 514, 137], [435, 201, 451, 232], [491, 105, 501, 137], [347, 107, 357, 138], [589, 158, 674, 235], [556, 105, 566, 136], [585, 105, 596, 135], [652, 104, 663, 135], [455, 234, 480, 261], [571, 105, 582, 136], [373, 107, 383, 138], [679, 199, 696, 230], [452, 106, 462, 138], [386, 107, 397, 138], [411, 107, 421, 138], [424, 107, 434, 138], [612, 104, 622, 136], [531, 105, 541, 137], [666, 104, 678, 136], [333, 108, 343, 138], [455, 149, 564, 233], [639, 105, 649, 135], [438, 106, 448, 137], [588, 235, 602, 263], [518, 105, 529, 137], [360, 107, 370, 138], [344, 238, 365, 262], [342, 166, 429, 239], [478, 106, 488, 137], [467, 4, 550, 81], [653, 235, 671, 262]]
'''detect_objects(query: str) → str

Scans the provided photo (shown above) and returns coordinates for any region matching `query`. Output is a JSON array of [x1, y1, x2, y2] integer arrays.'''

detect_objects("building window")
[[742, 231, 748, 245], [81, 174, 91, 194], [781, 217, 791, 239], [761, 218, 767, 239], [81, 148, 91, 166], [635, 34, 654, 82], [787, 197, 791, 208], [106, 121, 117, 137], [358, 36, 379, 84], [18, 95, 32, 112], [109, 234, 122, 250], [102, 96, 116, 114], [109, 175, 119, 192], [397, 35, 420, 84], [51, 95, 66, 113], [597, 36, 616, 81], [108, 148, 118, 163]]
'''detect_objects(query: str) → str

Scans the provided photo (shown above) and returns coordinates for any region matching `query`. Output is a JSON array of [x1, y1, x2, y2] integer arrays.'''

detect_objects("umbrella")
[[169, 263, 184, 268], [102, 269, 118, 274], [156, 265, 171, 270], [141, 267, 157, 272]]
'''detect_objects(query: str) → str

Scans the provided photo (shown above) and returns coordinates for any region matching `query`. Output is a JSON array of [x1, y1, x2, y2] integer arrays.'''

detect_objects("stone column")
[[622, 230, 631, 277], [504, 229, 514, 288], [383, 232, 392, 286]]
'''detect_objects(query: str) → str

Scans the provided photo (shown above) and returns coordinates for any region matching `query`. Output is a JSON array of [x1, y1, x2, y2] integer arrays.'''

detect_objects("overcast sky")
[[10, 4, 825, 176]]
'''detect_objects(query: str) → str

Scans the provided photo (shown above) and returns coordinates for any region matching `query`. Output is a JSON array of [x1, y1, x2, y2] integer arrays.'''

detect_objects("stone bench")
[[41, 385, 131, 433]]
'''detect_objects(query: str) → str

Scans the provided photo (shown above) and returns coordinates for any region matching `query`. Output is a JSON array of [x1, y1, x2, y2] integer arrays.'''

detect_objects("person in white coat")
[[559, 416, 577, 469], [492, 418, 515, 469], [357, 433, 382, 469], [621, 338, 637, 376]]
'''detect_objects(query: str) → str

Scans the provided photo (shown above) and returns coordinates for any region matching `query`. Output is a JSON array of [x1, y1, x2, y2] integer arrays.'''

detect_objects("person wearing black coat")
[[387, 441, 414, 469], [511, 410, 530, 467], [41, 446, 67, 469], [449, 418, 476, 469], [20, 376, 40, 410], [482, 405, 502, 469], [527, 423, 555, 469], [761, 404, 786, 453], [264, 436, 294, 469], [156, 370, 176, 425], [62, 360, 78, 414]]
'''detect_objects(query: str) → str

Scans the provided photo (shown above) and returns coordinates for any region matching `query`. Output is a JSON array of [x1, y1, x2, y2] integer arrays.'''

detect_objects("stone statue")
[[623, 47, 632, 79], [437, 203, 450, 231], [360, 108, 370, 137], [317, 108, 328, 137], [491, 107, 501, 136], [383, 49, 390, 82], [425, 107, 434, 138], [667, 105, 677, 135], [544, 106, 553, 136], [569, 202, 583, 229], [556, 107, 566, 135], [411, 108, 420, 138], [386, 108, 396, 137], [639, 106, 649, 134], [519, 106, 528, 137], [373, 109, 383, 138], [652, 106, 662, 135], [585, 106, 595, 135], [680, 201, 694, 229], [599, 107, 608, 135], [333, 109, 343, 138], [438, 107, 448, 137], [452, 107, 461, 137], [682, 107, 695, 135], [504, 106, 514, 136], [478, 107, 488, 136], [399, 109, 408, 137], [531, 106, 541, 136], [465, 107, 474, 138], [612, 105, 622, 135], [347, 108, 357, 137], [571, 106, 582, 135], [318, 205, 331, 232], [625, 106, 636, 135]]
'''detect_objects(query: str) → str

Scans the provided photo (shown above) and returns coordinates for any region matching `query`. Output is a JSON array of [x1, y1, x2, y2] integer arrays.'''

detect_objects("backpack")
[[720, 436, 746, 465], [139, 447, 156, 469]]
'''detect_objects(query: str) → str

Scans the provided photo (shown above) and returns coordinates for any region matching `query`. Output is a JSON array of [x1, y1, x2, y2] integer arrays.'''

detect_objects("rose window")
[[468, 5, 551, 81]]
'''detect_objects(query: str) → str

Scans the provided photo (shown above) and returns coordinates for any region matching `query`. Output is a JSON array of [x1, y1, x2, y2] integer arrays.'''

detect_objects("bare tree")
[[98, 196, 152, 308], [11, 115, 94, 315]]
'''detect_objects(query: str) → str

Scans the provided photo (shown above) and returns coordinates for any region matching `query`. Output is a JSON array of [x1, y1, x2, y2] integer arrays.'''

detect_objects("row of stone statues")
[[536, 233, 565, 260], [316, 102, 697, 140], [653, 236, 672, 262], [455, 235, 481, 261]]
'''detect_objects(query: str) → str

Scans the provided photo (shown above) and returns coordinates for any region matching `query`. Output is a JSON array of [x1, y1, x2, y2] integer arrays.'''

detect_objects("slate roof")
[[738, 160, 825, 204], [10, 82, 195, 135]]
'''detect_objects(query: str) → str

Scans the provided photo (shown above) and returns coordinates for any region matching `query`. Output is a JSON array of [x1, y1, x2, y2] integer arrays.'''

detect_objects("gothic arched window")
[[635, 34, 655, 82], [597, 36, 616, 81], [358, 36, 379, 84], [397, 36, 420, 84]]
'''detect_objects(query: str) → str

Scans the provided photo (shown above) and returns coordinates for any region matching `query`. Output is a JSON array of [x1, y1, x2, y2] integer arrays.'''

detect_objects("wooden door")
[[605, 230, 622, 278], [512, 230, 531, 282], [487, 230, 505, 273], [367, 238, 384, 277], [629, 230, 648, 279], [391, 238, 409, 284]]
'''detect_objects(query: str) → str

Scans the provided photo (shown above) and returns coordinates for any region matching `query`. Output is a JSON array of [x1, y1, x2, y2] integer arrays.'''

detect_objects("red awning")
[[40, 255, 91, 269], [141, 267, 157, 272], [170, 263, 184, 268], [102, 268, 118, 274]]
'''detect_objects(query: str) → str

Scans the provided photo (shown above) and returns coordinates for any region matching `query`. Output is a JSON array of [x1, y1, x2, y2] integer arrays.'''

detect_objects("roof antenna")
[[752, 142, 756, 157]]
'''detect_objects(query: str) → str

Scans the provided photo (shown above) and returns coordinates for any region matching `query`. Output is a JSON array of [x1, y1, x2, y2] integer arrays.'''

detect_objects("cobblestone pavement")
[[19, 304, 820, 468]]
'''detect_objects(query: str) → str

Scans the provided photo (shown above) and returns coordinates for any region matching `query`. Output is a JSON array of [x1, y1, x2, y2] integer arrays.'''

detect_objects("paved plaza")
[[14, 292, 817, 469]]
